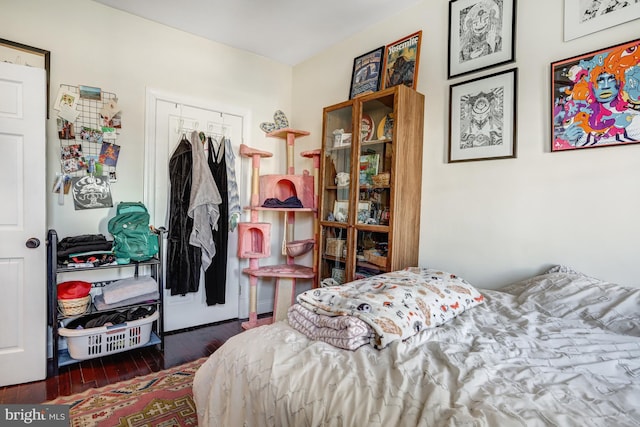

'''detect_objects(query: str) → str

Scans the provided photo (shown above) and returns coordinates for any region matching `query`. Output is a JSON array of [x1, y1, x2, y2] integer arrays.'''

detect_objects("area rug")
[[45, 357, 208, 427]]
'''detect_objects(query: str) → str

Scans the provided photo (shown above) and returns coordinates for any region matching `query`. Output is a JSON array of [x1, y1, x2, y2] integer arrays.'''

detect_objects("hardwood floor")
[[0, 318, 245, 404]]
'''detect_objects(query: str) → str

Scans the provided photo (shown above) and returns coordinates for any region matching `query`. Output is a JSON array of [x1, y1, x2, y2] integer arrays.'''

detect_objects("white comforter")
[[193, 269, 640, 427]]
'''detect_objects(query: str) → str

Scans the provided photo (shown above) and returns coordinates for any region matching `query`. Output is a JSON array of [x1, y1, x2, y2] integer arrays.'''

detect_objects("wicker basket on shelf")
[[363, 249, 387, 268], [325, 238, 346, 258], [372, 172, 390, 187], [57, 295, 91, 316]]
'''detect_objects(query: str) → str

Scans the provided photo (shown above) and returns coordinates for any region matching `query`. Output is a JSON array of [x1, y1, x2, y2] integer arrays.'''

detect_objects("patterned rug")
[[45, 357, 207, 427]]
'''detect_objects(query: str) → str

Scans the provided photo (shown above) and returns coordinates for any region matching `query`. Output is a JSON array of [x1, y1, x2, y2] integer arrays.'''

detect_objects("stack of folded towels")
[[94, 276, 159, 311]]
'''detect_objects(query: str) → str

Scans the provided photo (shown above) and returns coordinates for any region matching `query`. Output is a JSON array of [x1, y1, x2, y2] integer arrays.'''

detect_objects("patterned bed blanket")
[[193, 267, 640, 427], [295, 268, 484, 349]]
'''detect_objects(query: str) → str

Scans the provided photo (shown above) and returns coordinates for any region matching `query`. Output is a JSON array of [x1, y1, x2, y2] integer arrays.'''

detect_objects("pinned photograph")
[[80, 126, 103, 144], [61, 144, 87, 172], [99, 142, 120, 167], [53, 87, 78, 111], [100, 99, 121, 127], [57, 118, 75, 140], [79, 85, 102, 101]]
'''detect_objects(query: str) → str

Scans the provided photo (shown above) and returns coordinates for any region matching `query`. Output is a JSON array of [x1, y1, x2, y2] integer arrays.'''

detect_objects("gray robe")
[[187, 131, 221, 271]]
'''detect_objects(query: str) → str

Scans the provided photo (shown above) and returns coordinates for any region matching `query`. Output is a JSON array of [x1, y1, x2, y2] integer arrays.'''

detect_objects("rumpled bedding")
[[286, 303, 372, 350], [194, 267, 640, 427], [295, 267, 484, 348]]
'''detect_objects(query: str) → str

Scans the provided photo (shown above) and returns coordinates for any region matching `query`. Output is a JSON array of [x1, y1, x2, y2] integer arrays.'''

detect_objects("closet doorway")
[[144, 89, 249, 332]]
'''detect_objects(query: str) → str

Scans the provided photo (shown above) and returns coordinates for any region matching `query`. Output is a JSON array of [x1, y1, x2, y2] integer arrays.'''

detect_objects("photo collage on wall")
[[53, 84, 122, 209]]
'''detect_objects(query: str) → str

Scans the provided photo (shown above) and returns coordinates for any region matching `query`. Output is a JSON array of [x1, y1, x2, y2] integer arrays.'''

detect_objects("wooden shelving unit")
[[317, 85, 425, 285]]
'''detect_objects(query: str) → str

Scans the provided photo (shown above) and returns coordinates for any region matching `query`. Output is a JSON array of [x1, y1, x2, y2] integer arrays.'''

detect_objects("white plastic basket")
[[58, 310, 159, 360]]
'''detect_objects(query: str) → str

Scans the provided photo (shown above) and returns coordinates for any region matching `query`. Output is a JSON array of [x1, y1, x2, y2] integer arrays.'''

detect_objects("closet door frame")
[[144, 88, 252, 328]]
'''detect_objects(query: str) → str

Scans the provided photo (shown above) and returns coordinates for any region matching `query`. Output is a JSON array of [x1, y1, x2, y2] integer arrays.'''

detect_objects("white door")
[[145, 91, 247, 332], [0, 62, 46, 386]]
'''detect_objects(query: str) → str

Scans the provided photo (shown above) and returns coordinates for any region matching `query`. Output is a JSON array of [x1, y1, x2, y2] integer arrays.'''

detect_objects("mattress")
[[193, 268, 640, 427]]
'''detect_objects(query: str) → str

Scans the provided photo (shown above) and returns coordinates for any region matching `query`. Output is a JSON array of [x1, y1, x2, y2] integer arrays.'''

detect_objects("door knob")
[[25, 238, 40, 248]]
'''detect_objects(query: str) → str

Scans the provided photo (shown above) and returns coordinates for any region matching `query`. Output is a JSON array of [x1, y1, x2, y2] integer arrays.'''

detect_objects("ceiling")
[[92, 0, 420, 65]]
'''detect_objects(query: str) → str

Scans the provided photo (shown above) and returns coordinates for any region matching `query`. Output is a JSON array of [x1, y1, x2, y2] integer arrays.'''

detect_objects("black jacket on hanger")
[[167, 136, 202, 295]]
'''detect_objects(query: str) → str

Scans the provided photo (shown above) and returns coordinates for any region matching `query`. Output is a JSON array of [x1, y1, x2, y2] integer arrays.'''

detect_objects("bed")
[[193, 266, 640, 426]]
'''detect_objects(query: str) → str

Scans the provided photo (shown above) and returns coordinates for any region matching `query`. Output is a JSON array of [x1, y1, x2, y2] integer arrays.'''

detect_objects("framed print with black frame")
[[564, 0, 640, 41], [0, 38, 50, 118], [382, 31, 422, 90], [448, 68, 517, 163], [349, 46, 385, 99], [448, 0, 516, 79], [551, 38, 640, 152]]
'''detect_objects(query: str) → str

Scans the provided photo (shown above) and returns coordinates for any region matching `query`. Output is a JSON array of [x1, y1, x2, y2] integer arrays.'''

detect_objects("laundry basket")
[[58, 310, 159, 360]]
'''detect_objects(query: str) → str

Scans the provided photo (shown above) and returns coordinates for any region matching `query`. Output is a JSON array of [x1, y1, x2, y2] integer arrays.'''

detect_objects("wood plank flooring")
[[0, 318, 245, 404]]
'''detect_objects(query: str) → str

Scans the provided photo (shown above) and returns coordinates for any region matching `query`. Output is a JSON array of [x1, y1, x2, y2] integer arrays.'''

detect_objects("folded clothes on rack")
[[101, 276, 157, 305], [93, 290, 159, 311], [57, 234, 113, 265]]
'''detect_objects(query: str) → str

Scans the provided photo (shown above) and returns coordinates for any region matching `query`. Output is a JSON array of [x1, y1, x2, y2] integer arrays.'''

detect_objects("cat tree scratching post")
[[237, 131, 316, 330], [238, 144, 273, 329]]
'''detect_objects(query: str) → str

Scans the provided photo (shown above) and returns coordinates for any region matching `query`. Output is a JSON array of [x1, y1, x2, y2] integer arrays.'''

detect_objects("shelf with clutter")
[[238, 111, 320, 329]]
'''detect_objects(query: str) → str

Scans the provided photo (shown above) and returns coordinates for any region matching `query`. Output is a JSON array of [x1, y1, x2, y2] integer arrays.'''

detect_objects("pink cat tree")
[[238, 128, 320, 329]]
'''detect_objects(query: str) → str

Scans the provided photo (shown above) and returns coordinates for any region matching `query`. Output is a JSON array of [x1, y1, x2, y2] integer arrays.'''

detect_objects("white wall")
[[1, 0, 311, 314], [293, 0, 640, 288], [3, 0, 639, 292], [1, 0, 296, 238]]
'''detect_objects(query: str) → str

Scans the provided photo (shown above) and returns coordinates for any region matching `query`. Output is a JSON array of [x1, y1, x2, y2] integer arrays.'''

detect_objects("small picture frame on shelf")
[[359, 154, 380, 185], [332, 130, 352, 147], [331, 267, 345, 284], [333, 200, 349, 222], [357, 201, 372, 224]]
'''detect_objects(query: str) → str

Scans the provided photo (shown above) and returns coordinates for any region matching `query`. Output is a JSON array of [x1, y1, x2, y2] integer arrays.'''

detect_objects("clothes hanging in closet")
[[167, 134, 202, 295], [204, 136, 229, 305], [224, 137, 242, 230], [188, 131, 222, 272]]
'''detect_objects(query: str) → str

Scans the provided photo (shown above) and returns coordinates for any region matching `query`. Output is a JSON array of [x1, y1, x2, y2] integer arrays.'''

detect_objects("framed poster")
[[349, 46, 384, 99], [0, 38, 50, 118], [448, 0, 516, 79], [448, 68, 517, 162], [382, 31, 422, 90], [564, 0, 640, 41], [551, 38, 640, 152]]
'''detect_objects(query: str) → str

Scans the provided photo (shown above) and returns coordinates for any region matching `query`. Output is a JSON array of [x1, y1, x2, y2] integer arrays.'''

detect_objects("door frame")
[[143, 87, 252, 321]]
